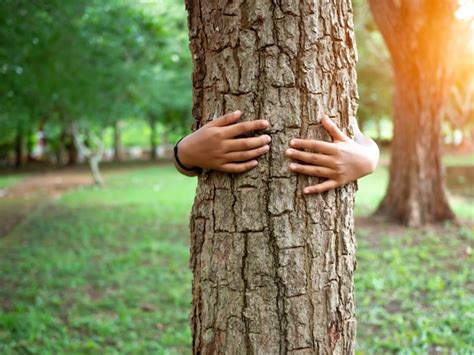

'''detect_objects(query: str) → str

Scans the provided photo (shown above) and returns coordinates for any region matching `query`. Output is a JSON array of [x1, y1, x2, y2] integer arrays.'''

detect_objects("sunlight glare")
[[456, 0, 474, 21]]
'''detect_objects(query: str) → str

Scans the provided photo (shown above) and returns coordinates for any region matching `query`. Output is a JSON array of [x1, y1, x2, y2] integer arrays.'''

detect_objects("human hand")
[[286, 115, 378, 194], [177, 111, 271, 173]]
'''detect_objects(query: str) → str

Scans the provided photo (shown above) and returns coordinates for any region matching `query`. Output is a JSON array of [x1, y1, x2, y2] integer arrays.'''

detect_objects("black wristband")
[[174, 137, 199, 172]]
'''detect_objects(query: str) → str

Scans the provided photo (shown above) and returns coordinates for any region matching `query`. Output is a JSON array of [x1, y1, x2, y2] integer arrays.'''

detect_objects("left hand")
[[285, 115, 378, 194]]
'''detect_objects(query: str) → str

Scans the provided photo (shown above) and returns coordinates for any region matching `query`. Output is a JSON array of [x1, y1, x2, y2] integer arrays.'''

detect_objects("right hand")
[[177, 111, 271, 173]]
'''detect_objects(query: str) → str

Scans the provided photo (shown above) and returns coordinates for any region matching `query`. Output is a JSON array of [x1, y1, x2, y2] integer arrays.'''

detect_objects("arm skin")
[[173, 111, 271, 176], [285, 115, 380, 194], [174, 112, 379, 195]]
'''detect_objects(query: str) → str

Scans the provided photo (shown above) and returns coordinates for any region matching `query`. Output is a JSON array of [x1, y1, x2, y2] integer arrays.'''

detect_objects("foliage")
[[0, 0, 192, 158], [353, 0, 393, 134]]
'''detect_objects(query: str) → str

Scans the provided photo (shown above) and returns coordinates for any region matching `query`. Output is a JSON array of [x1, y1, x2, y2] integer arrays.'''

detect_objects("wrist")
[[176, 136, 197, 170]]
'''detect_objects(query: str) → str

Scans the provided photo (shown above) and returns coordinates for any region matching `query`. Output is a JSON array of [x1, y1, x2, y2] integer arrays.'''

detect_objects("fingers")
[[321, 115, 350, 142], [220, 160, 258, 173], [222, 119, 269, 138], [209, 110, 242, 127], [286, 148, 336, 168], [225, 145, 270, 162], [303, 179, 340, 194], [289, 138, 337, 155], [227, 134, 271, 152], [289, 163, 334, 178]]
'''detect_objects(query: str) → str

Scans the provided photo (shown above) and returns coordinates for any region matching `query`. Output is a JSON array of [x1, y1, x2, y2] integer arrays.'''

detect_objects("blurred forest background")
[[1, 0, 471, 167], [0, 0, 473, 353]]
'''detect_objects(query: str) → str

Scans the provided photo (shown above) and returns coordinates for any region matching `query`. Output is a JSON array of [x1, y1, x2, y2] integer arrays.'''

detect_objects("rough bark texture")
[[186, 1, 358, 353], [369, 0, 457, 226]]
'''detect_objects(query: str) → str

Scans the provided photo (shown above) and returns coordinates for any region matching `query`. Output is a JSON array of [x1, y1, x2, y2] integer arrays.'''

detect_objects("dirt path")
[[2, 170, 94, 200], [3, 170, 95, 200], [0, 169, 96, 238]]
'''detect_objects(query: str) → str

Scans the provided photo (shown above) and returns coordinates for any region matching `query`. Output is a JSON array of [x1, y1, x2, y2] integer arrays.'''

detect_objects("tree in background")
[[369, 0, 464, 226], [0, 0, 192, 168], [186, 1, 358, 352]]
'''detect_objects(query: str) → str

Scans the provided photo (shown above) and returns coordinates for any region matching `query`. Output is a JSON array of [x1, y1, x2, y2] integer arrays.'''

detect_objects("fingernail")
[[234, 110, 241, 115], [304, 188, 310, 194], [286, 148, 293, 155], [263, 145, 270, 151], [290, 139, 296, 146], [290, 163, 297, 170], [262, 120, 269, 128], [251, 160, 258, 166], [265, 135, 271, 143]]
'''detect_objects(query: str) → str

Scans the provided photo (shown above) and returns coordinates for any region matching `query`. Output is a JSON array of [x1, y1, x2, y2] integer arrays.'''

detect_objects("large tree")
[[369, 0, 461, 226], [186, 1, 358, 353]]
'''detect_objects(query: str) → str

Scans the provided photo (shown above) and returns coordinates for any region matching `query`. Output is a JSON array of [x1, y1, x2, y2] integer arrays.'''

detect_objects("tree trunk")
[[186, 1, 358, 353], [149, 116, 157, 161], [114, 120, 123, 162], [66, 132, 78, 166], [369, 0, 457, 226], [71, 126, 105, 186], [376, 71, 455, 225], [26, 127, 34, 162], [56, 129, 67, 167], [14, 124, 23, 168]]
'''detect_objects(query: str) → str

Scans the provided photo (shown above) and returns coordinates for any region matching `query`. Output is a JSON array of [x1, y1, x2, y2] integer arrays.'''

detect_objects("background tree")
[[369, 0, 463, 226], [186, 1, 358, 353]]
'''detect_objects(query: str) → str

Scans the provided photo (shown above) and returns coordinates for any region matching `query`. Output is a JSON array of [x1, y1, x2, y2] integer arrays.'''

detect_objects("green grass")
[[355, 224, 474, 353], [378, 149, 474, 167], [0, 174, 25, 190], [0, 164, 473, 353], [0, 167, 196, 354], [356, 165, 473, 221], [443, 152, 474, 167]]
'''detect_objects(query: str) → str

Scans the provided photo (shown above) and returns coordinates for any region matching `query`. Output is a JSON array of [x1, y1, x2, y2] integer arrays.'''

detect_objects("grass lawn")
[[0, 175, 26, 190], [0, 163, 473, 353]]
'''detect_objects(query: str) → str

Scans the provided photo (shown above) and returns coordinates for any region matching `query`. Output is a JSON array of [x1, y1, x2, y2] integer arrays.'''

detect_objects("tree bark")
[[186, 1, 358, 353], [72, 127, 105, 186], [370, 0, 457, 226]]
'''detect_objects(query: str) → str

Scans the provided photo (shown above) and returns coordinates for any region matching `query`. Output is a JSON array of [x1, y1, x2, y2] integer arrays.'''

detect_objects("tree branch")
[[71, 127, 91, 158], [71, 124, 105, 186]]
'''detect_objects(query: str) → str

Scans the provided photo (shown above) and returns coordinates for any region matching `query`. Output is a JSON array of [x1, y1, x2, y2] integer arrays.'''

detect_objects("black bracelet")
[[174, 137, 200, 172]]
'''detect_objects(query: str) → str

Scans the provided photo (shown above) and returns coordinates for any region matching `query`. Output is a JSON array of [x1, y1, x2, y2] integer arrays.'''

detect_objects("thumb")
[[321, 115, 349, 142], [209, 110, 242, 127]]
